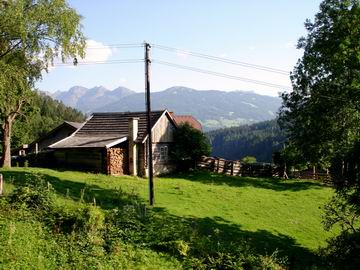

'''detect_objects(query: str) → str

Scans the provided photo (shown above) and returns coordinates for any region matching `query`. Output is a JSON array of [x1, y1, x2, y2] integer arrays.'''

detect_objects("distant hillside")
[[97, 86, 281, 131], [52, 86, 135, 113], [206, 119, 285, 162], [11, 92, 86, 149], [51, 86, 281, 131]]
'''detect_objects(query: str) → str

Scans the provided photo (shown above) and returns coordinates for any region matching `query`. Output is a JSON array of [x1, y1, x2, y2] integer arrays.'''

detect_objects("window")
[[159, 146, 168, 161]]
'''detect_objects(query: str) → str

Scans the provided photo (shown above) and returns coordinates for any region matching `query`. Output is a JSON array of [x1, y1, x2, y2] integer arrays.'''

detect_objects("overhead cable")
[[151, 43, 290, 75], [153, 59, 292, 90]]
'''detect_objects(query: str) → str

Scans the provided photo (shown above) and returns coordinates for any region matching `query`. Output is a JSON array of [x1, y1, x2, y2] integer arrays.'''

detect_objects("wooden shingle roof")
[[51, 110, 167, 148]]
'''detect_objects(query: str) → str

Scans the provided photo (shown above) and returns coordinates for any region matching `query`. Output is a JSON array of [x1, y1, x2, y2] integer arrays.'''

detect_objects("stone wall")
[[106, 148, 128, 175]]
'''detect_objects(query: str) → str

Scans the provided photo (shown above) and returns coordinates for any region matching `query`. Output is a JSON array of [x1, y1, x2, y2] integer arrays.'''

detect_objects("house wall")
[[139, 114, 176, 176], [54, 148, 106, 173], [152, 114, 175, 143]]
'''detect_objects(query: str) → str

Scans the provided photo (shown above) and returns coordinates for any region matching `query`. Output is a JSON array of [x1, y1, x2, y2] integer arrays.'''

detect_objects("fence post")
[[231, 161, 234, 176], [217, 158, 220, 173], [0, 174, 3, 195]]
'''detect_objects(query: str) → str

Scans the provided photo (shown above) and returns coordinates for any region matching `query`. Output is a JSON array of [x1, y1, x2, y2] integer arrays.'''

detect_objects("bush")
[[171, 123, 211, 171], [319, 187, 360, 269], [241, 156, 257, 164]]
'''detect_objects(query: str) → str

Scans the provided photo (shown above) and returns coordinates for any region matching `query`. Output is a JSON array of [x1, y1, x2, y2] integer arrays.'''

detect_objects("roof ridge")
[[92, 110, 166, 115]]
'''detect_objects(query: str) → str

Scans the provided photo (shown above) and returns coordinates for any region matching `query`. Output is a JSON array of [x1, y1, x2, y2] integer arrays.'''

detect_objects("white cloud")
[[81, 39, 113, 63], [46, 39, 114, 70]]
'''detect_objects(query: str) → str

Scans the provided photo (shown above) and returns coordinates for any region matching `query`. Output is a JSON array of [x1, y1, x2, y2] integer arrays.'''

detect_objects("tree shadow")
[[151, 207, 322, 269], [1, 170, 144, 209], [165, 170, 327, 192], [2, 169, 324, 269]]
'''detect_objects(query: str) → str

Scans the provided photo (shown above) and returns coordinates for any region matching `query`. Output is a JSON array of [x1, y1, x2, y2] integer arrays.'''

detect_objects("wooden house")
[[50, 110, 178, 176], [12, 121, 82, 157]]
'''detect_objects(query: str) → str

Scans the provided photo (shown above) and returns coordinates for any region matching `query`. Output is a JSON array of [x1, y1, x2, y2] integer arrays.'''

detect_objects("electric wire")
[[86, 43, 144, 49], [151, 43, 290, 75], [153, 59, 292, 90], [52, 59, 144, 66], [47, 42, 356, 102]]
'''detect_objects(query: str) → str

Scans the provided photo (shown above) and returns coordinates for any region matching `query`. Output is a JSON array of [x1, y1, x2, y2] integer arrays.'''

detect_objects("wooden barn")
[[12, 121, 83, 157], [50, 110, 178, 176]]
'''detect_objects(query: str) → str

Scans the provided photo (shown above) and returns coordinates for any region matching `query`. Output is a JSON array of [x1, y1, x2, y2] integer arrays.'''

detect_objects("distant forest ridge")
[[50, 86, 281, 131], [206, 119, 285, 163], [10, 92, 86, 150]]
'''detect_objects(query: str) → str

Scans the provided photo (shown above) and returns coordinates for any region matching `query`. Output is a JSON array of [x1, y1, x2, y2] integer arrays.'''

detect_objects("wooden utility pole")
[[144, 42, 154, 206], [0, 174, 3, 195]]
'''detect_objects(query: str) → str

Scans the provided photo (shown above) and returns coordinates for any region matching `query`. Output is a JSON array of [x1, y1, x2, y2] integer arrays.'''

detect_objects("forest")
[[5, 92, 85, 151], [207, 119, 285, 162]]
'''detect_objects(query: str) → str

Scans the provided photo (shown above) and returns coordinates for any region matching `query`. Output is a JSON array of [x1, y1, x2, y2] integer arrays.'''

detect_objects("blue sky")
[[37, 0, 322, 96]]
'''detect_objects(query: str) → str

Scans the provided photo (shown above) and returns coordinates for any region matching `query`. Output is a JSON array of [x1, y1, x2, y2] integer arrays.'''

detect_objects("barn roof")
[[64, 121, 83, 130], [50, 110, 170, 148], [173, 115, 203, 131]]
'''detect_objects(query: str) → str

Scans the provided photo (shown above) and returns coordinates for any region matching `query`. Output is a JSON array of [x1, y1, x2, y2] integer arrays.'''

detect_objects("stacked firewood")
[[107, 148, 128, 175]]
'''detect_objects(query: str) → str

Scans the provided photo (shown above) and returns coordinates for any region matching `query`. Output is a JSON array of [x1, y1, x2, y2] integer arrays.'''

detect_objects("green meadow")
[[0, 168, 335, 269]]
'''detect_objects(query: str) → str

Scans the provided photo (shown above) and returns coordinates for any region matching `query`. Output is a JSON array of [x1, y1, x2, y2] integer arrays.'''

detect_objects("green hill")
[[0, 168, 335, 269], [207, 119, 285, 162]]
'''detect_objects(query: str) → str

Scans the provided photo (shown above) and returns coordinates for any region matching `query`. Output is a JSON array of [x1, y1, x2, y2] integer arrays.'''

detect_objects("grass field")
[[0, 167, 335, 269]]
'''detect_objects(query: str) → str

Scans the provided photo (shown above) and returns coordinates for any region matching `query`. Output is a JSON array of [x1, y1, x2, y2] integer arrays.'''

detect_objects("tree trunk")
[[1, 117, 12, 167]]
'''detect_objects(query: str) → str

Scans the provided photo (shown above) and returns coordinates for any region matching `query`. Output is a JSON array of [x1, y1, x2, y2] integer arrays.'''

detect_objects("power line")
[[151, 43, 290, 76], [52, 59, 144, 66], [153, 59, 292, 90], [86, 43, 144, 49]]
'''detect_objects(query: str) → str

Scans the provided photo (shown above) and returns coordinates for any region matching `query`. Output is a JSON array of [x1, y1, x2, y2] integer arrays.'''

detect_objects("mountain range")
[[52, 86, 135, 113], [50, 86, 281, 131]]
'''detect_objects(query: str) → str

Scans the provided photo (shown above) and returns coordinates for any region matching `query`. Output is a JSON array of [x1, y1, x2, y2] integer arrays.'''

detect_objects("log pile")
[[107, 148, 128, 175]]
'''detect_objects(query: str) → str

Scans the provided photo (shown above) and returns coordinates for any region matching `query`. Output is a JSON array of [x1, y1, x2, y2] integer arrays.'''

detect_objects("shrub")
[[171, 123, 211, 171], [319, 187, 360, 269]]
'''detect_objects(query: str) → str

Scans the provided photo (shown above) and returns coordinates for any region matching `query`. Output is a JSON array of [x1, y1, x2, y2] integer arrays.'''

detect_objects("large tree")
[[279, 0, 360, 266], [0, 0, 85, 167], [279, 0, 360, 168]]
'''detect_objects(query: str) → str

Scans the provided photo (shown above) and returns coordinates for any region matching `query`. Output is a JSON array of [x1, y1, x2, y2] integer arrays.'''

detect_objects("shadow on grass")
[[2, 170, 143, 209], [2, 168, 324, 269], [165, 170, 326, 192], [151, 207, 321, 269]]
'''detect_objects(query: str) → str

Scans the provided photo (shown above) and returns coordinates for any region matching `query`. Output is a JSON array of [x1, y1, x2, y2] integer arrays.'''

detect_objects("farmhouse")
[[50, 110, 177, 176], [12, 121, 83, 157]]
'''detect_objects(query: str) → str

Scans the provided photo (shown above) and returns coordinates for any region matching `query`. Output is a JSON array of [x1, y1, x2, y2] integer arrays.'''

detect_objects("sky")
[[37, 0, 323, 97]]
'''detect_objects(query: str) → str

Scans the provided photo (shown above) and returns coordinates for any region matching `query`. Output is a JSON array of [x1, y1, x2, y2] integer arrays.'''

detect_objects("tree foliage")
[[278, 0, 360, 167], [10, 92, 85, 149], [278, 0, 360, 267], [0, 0, 85, 166], [241, 156, 257, 164], [171, 123, 211, 170]]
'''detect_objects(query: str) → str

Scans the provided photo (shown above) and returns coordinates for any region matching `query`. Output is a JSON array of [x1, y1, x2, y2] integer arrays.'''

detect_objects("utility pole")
[[144, 42, 154, 205]]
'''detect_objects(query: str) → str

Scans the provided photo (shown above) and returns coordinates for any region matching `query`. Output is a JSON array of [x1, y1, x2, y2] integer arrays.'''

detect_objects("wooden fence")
[[291, 170, 332, 184], [197, 156, 274, 177], [197, 156, 333, 184]]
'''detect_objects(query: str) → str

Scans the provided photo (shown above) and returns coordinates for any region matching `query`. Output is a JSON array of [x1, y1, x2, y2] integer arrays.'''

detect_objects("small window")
[[159, 146, 168, 161]]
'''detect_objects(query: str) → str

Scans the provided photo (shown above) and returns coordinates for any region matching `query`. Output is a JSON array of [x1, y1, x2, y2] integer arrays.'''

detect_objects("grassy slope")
[[1, 168, 335, 268]]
